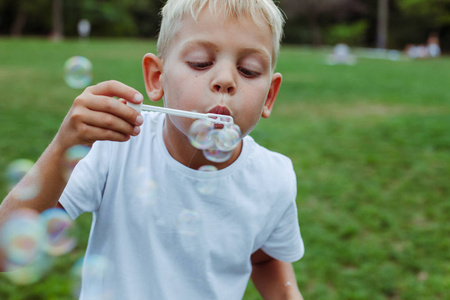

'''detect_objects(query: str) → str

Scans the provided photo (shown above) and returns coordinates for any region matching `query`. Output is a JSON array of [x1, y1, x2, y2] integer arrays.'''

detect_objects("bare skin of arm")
[[0, 80, 144, 271], [251, 249, 304, 300]]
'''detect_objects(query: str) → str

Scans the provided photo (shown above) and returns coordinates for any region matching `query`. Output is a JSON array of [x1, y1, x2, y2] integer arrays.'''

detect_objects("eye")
[[188, 62, 213, 70], [238, 67, 260, 78]]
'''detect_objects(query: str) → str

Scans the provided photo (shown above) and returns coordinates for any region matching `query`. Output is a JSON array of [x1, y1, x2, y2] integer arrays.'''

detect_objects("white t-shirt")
[[60, 112, 304, 300]]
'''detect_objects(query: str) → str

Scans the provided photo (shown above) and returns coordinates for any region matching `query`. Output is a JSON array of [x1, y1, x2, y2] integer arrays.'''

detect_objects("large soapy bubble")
[[188, 119, 241, 163]]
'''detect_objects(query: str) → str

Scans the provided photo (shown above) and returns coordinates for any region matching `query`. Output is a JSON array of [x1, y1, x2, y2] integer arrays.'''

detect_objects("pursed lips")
[[208, 106, 232, 129], [208, 105, 232, 116]]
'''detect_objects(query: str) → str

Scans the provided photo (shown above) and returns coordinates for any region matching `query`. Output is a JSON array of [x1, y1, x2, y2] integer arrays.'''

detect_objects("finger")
[[86, 80, 144, 104], [78, 124, 132, 144], [80, 94, 143, 127], [81, 109, 140, 137]]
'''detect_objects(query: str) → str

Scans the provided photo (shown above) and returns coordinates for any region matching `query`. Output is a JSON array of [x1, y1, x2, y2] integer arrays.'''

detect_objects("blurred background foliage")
[[0, 0, 450, 51]]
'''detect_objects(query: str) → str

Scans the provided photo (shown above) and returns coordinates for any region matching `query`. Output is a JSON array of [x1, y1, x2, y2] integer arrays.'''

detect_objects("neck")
[[162, 117, 242, 170]]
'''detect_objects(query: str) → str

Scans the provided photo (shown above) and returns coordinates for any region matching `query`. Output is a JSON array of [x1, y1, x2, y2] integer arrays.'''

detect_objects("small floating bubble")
[[0, 209, 45, 266], [196, 165, 218, 195], [177, 209, 200, 237], [71, 254, 113, 299], [6, 159, 41, 201], [135, 178, 158, 206], [63, 145, 90, 180], [40, 208, 76, 256], [202, 148, 233, 163], [64, 56, 93, 89], [3, 255, 52, 285]]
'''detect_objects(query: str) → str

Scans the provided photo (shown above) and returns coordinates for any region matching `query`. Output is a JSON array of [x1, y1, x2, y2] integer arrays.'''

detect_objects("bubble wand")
[[127, 102, 233, 125]]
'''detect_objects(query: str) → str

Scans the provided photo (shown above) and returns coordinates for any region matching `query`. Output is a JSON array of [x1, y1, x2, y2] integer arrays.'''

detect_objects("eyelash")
[[238, 67, 260, 78], [188, 62, 212, 69], [188, 62, 260, 78]]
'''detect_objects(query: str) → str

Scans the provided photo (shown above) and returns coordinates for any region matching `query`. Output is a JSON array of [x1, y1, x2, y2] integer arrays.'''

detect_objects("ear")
[[143, 53, 164, 102], [261, 72, 282, 118]]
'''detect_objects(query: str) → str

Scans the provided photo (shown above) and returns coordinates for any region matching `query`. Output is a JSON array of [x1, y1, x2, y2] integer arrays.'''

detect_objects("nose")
[[213, 83, 235, 94], [210, 65, 236, 95]]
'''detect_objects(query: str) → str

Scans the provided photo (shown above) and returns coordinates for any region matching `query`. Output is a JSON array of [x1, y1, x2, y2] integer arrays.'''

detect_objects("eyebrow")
[[182, 39, 216, 51]]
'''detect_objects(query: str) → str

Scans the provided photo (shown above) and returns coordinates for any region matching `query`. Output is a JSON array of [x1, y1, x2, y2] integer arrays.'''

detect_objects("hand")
[[55, 80, 144, 150]]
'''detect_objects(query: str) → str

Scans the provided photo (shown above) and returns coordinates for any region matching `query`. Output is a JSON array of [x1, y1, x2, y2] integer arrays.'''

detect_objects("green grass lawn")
[[1, 38, 449, 299]]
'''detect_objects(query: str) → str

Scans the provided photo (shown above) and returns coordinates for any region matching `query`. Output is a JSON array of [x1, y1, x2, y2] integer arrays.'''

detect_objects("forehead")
[[168, 8, 274, 61]]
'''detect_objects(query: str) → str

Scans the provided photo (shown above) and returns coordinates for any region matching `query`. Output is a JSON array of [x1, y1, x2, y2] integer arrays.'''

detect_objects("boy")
[[0, 0, 304, 299]]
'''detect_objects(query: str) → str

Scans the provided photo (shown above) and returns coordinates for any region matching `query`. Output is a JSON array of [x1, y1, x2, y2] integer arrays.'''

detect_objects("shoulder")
[[242, 136, 297, 197], [244, 136, 295, 173]]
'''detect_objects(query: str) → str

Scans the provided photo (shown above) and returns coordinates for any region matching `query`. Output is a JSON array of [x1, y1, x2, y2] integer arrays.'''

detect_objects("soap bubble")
[[5, 159, 34, 186], [135, 178, 158, 207], [64, 56, 93, 89], [198, 165, 218, 172], [5, 159, 41, 201], [40, 208, 76, 256], [188, 119, 241, 163], [63, 145, 90, 180], [188, 119, 215, 149], [0, 209, 45, 266], [3, 255, 52, 285], [196, 165, 218, 195], [71, 255, 113, 299], [202, 148, 233, 163], [131, 167, 158, 206], [177, 209, 200, 237], [0, 208, 77, 285], [215, 125, 241, 151]]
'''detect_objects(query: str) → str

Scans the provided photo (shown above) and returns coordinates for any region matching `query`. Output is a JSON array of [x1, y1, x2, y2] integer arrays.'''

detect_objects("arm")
[[0, 80, 144, 270], [251, 249, 304, 300]]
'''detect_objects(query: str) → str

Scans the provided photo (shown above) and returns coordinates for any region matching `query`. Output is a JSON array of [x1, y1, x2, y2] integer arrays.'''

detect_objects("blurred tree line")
[[0, 0, 449, 51]]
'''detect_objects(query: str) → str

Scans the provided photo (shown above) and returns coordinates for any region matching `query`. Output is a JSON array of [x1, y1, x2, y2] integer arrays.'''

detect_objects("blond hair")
[[157, 0, 285, 66]]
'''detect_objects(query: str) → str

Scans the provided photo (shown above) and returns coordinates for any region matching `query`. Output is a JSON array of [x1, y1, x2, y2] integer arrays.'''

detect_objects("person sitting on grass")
[[0, 0, 305, 298]]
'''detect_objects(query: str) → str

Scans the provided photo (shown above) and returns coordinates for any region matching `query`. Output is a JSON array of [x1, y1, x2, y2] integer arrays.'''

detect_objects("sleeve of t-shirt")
[[261, 163, 304, 262], [58, 141, 110, 220]]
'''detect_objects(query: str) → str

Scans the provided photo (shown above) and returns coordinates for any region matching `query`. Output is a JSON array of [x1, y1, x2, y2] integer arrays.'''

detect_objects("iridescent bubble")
[[202, 148, 233, 163], [0, 209, 45, 266], [70, 257, 84, 298], [196, 165, 218, 195], [177, 209, 200, 237], [5, 159, 33, 186], [40, 208, 76, 256], [71, 255, 113, 299], [5, 159, 41, 201], [228, 123, 242, 136], [131, 167, 158, 206], [188, 118, 242, 163], [3, 254, 52, 285], [188, 119, 215, 149], [198, 165, 218, 172], [63, 145, 90, 180], [215, 126, 241, 151], [64, 145, 90, 164], [64, 56, 93, 89], [135, 178, 158, 206]]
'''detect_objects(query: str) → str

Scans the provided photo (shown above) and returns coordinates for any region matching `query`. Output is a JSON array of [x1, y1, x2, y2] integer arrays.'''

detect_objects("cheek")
[[163, 73, 186, 107], [234, 87, 269, 134], [164, 73, 207, 111]]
